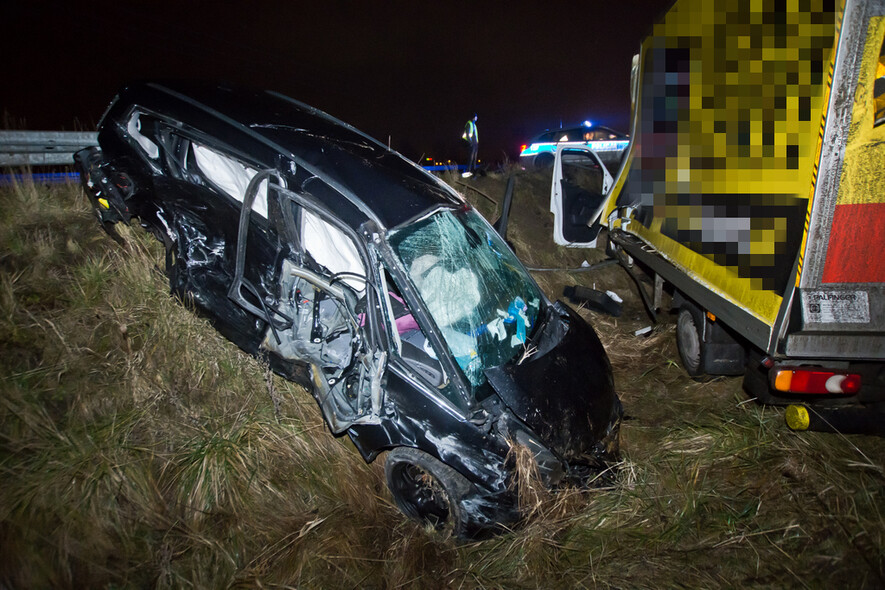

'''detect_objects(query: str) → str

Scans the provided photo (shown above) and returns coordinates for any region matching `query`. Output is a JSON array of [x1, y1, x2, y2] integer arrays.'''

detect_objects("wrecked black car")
[[75, 82, 621, 538]]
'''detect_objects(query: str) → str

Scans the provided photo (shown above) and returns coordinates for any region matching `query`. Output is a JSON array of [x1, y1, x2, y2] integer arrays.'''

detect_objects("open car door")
[[550, 146, 615, 247], [229, 170, 387, 434]]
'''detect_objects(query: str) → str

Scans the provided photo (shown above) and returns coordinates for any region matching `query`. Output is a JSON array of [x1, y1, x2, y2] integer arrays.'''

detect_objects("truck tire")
[[676, 304, 707, 378]]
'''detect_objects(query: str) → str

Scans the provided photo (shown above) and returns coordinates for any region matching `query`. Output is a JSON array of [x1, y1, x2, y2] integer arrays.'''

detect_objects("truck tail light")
[[771, 368, 861, 395]]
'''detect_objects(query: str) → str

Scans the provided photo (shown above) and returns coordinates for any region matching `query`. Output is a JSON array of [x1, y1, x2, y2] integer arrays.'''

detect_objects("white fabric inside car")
[[301, 209, 365, 292], [192, 142, 364, 291], [127, 114, 159, 160], [192, 143, 268, 218]]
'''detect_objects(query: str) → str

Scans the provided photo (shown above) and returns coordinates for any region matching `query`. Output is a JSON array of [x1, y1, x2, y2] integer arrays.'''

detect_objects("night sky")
[[4, 1, 672, 164]]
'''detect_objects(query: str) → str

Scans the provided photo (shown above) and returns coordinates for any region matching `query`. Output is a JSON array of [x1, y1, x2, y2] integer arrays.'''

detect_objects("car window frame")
[[372, 213, 479, 413], [376, 263, 466, 406]]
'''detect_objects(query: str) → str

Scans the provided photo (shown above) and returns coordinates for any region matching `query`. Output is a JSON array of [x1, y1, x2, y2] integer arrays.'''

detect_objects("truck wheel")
[[676, 305, 706, 378], [385, 447, 474, 538]]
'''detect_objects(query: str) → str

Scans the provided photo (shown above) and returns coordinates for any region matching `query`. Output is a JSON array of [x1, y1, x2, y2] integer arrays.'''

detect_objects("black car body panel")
[[76, 82, 621, 535], [485, 301, 617, 466], [100, 82, 461, 231]]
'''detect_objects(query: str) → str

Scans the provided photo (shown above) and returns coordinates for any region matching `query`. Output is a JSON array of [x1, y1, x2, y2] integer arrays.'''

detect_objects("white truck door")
[[550, 146, 614, 247]]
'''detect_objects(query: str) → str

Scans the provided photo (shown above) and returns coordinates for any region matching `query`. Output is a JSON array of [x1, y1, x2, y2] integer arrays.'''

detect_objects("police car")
[[519, 122, 629, 171]]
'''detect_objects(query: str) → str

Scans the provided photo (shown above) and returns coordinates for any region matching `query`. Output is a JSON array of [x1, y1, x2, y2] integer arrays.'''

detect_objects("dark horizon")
[[3, 1, 672, 165]]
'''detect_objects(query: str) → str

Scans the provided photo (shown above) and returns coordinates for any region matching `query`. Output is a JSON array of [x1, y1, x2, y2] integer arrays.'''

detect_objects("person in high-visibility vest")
[[461, 114, 478, 177]]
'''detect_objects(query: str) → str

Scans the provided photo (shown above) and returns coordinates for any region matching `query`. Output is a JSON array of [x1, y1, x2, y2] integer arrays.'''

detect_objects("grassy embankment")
[[1, 172, 883, 588]]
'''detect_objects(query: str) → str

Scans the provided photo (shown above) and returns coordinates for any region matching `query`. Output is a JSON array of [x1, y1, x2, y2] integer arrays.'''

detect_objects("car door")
[[550, 146, 615, 247], [128, 114, 280, 353], [229, 173, 387, 433]]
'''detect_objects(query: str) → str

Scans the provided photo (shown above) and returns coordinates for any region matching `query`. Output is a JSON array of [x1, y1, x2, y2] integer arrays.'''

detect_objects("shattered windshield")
[[389, 208, 541, 388]]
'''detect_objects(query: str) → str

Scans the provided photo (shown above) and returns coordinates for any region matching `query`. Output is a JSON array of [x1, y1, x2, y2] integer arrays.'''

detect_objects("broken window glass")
[[389, 208, 541, 389]]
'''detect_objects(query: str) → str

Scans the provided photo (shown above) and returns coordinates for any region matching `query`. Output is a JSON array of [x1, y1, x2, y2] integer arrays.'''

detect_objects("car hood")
[[484, 301, 617, 464]]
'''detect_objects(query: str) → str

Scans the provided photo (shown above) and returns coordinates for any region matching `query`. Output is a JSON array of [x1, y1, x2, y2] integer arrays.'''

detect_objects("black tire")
[[385, 447, 474, 537], [676, 305, 706, 378]]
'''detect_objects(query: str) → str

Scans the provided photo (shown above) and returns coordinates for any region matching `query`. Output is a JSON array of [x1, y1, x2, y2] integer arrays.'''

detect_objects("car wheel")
[[533, 152, 554, 168], [385, 447, 474, 537], [676, 305, 706, 378]]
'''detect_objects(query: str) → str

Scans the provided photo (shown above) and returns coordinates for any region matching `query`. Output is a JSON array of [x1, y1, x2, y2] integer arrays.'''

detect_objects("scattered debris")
[[563, 285, 622, 317]]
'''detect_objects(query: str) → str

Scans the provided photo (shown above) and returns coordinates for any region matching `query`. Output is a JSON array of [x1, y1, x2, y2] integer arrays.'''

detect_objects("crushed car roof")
[[104, 81, 464, 230]]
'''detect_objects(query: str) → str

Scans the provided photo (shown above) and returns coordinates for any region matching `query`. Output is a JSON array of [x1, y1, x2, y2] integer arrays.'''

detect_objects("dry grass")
[[1, 171, 883, 588]]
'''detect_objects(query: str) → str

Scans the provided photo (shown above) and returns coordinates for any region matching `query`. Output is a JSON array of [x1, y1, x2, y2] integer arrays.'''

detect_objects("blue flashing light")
[[583, 120, 593, 127], [421, 163, 467, 172]]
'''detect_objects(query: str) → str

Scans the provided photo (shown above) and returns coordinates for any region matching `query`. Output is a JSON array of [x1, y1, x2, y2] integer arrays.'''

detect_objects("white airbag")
[[302, 209, 365, 291], [193, 143, 268, 218]]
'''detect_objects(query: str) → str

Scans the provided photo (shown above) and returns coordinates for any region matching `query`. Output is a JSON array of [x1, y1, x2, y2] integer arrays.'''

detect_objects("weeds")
[[1, 175, 883, 588]]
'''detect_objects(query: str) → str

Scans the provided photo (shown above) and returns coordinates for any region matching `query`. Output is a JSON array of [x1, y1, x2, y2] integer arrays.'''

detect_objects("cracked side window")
[[389, 208, 541, 389]]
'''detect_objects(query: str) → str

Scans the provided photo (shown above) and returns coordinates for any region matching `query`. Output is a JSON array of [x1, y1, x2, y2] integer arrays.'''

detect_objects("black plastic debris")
[[563, 285, 622, 317]]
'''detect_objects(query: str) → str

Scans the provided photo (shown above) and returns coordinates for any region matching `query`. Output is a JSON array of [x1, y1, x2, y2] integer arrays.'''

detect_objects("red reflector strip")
[[822, 202, 885, 284], [772, 368, 861, 395]]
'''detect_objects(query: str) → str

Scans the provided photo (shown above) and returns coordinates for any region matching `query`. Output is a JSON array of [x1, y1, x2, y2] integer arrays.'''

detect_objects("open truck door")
[[550, 146, 615, 248]]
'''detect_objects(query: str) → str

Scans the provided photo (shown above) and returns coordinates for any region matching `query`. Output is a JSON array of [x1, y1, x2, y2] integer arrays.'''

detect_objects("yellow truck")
[[550, 0, 885, 433]]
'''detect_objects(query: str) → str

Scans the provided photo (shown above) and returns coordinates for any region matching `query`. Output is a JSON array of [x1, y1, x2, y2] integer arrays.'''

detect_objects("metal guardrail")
[[0, 130, 97, 167]]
